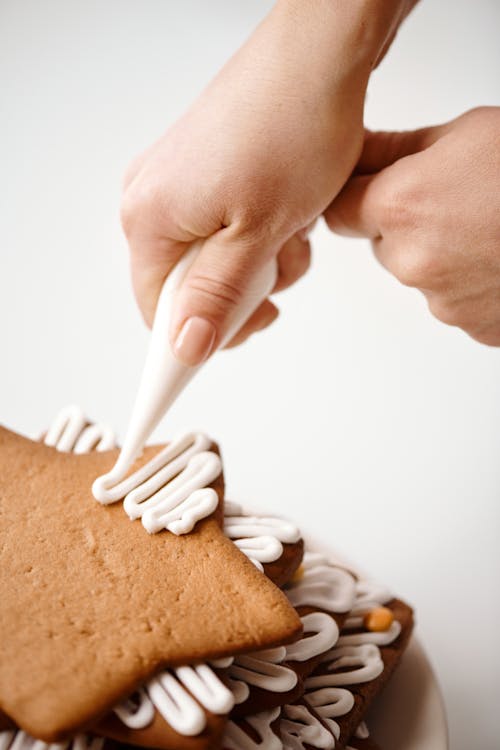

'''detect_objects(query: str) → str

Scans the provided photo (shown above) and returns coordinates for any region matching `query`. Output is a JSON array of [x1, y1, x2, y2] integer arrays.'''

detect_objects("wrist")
[[272, 0, 405, 74]]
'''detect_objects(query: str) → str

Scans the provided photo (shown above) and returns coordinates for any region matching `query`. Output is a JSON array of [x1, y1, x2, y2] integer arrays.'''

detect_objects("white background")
[[1, 1, 499, 748]]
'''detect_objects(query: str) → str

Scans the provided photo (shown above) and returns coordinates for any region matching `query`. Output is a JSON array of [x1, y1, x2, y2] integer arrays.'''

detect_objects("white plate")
[[368, 637, 448, 750], [303, 534, 449, 749]]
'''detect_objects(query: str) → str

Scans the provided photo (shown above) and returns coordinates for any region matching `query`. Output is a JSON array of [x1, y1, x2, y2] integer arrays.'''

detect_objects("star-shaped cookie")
[[0, 427, 301, 741]]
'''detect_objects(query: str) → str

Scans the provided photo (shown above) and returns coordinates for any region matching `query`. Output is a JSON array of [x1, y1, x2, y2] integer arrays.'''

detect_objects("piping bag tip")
[[92, 243, 277, 499]]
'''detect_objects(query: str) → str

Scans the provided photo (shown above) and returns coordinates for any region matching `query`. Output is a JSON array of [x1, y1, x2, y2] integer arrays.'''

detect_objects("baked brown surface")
[[263, 539, 304, 587], [0, 427, 302, 742], [310, 598, 414, 750], [346, 736, 382, 749], [95, 707, 226, 750]]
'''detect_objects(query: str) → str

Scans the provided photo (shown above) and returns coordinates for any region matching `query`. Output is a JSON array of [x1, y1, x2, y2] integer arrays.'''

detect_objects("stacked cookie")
[[0, 407, 414, 750]]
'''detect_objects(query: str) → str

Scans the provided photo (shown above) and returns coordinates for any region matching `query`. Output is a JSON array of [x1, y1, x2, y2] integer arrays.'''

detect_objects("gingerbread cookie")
[[302, 584, 413, 748], [223, 707, 282, 750], [223, 502, 304, 586], [0, 426, 301, 741]]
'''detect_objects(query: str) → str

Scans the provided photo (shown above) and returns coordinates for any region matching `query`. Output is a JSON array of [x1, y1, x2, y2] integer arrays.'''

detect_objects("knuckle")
[[376, 184, 416, 232], [392, 249, 441, 288], [120, 179, 171, 237], [427, 297, 463, 327], [185, 273, 242, 311]]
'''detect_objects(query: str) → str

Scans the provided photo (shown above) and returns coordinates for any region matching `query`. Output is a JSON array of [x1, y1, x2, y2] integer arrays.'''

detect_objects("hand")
[[324, 107, 500, 346], [121, 0, 409, 364]]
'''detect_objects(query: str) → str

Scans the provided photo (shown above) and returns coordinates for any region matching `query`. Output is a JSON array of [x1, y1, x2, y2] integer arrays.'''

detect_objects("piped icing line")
[[304, 687, 355, 742], [223, 503, 301, 571], [45, 406, 221, 536], [0, 730, 104, 750], [285, 552, 356, 614], [223, 707, 282, 750], [281, 703, 335, 750], [285, 613, 339, 663], [113, 664, 235, 735], [339, 579, 401, 646], [227, 646, 298, 694], [92, 431, 221, 535], [44, 405, 115, 454], [305, 644, 384, 688]]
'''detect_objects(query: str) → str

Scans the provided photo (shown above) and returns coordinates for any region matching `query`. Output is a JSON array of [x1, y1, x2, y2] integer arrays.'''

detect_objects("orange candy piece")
[[291, 564, 305, 583], [363, 606, 394, 632]]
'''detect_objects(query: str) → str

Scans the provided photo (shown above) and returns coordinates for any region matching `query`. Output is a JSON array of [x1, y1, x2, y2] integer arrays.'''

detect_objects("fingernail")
[[173, 316, 217, 366]]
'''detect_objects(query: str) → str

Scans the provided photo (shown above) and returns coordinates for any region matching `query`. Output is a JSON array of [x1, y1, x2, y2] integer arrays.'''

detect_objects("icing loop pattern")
[[223, 707, 282, 750], [281, 703, 335, 750], [45, 407, 221, 536], [228, 646, 298, 694], [113, 688, 155, 729], [114, 664, 234, 735], [286, 553, 355, 614], [92, 431, 221, 535], [44, 405, 115, 454], [224, 504, 301, 571], [306, 686, 355, 738], [286, 613, 339, 663], [305, 644, 384, 689]]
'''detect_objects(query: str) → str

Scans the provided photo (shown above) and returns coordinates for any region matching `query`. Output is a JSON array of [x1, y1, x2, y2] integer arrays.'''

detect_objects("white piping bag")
[[93, 243, 276, 500]]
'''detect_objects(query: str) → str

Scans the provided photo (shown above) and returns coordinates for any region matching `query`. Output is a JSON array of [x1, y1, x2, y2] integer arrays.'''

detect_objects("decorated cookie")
[[223, 502, 304, 586], [227, 645, 303, 718], [0, 426, 301, 741], [223, 707, 282, 750], [302, 584, 413, 748]]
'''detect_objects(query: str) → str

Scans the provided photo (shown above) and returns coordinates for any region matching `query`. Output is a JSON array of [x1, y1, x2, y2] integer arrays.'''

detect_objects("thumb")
[[357, 121, 454, 175], [170, 229, 275, 366]]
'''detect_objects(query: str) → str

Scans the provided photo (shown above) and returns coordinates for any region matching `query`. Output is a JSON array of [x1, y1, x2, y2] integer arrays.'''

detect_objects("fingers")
[[224, 298, 279, 348], [273, 233, 311, 293], [356, 122, 452, 175], [169, 228, 278, 366], [324, 174, 383, 239], [129, 237, 188, 327]]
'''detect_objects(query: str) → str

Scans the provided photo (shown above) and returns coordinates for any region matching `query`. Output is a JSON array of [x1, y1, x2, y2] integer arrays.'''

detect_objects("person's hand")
[[121, 0, 411, 364], [324, 107, 500, 346]]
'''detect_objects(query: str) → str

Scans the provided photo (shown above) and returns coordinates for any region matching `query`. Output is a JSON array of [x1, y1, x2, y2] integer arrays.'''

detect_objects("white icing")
[[224, 515, 301, 544], [210, 656, 234, 668], [223, 707, 281, 750], [281, 703, 335, 750], [0, 732, 104, 750], [113, 688, 155, 729], [305, 644, 384, 688], [147, 671, 206, 736], [232, 535, 284, 568], [286, 554, 355, 614], [306, 687, 355, 738], [174, 664, 234, 714], [354, 721, 369, 739], [114, 664, 233, 734], [44, 405, 115, 453], [92, 432, 221, 535], [228, 647, 297, 693], [286, 613, 339, 663], [225, 674, 251, 705], [341, 578, 400, 647], [338, 620, 401, 647]]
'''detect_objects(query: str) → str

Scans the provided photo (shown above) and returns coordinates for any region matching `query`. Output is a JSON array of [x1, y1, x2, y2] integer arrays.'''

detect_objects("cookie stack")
[[0, 407, 414, 750]]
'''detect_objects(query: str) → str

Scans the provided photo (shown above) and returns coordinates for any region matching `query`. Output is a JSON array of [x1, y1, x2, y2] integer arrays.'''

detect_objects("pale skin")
[[325, 107, 500, 347], [121, 0, 499, 363]]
